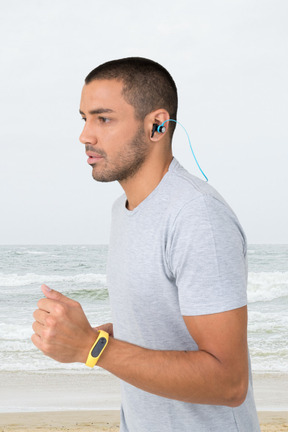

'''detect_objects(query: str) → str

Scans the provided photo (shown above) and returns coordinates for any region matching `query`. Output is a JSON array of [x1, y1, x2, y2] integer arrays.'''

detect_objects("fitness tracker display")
[[85, 330, 109, 368]]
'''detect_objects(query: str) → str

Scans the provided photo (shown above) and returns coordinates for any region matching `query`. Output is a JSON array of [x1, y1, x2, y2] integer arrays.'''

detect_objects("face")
[[79, 79, 149, 183]]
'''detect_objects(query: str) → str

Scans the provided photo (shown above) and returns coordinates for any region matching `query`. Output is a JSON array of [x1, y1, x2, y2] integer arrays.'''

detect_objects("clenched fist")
[[32, 284, 97, 363]]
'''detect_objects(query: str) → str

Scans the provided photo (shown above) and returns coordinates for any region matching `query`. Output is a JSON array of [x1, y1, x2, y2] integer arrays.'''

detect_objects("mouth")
[[86, 151, 104, 165]]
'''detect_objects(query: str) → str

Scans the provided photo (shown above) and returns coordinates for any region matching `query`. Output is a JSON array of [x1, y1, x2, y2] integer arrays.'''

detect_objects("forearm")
[[32, 288, 248, 407], [97, 337, 248, 407]]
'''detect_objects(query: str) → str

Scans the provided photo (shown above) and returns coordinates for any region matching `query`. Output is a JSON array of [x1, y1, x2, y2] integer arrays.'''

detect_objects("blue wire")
[[159, 119, 208, 182]]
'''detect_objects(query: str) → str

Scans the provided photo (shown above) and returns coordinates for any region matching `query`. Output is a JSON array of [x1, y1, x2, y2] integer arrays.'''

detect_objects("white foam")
[[0, 272, 107, 287], [248, 272, 288, 303], [0, 323, 32, 340], [0, 348, 109, 373], [251, 353, 288, 373]]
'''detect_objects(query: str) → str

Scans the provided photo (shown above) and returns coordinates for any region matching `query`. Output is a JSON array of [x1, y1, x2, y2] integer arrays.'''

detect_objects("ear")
[[145, 109, 170, 142]]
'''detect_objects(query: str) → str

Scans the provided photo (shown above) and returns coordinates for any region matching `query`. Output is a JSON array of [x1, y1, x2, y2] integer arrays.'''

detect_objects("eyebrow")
[[79, 108, 115, 116]]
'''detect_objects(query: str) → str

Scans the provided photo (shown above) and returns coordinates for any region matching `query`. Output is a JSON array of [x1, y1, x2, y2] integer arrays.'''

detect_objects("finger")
[[41, 284, 77, 307], [37, 298, 56, 313], [32, 320, 44, 337], [33, 308, 49, 325], [31, 332, 42, 349]]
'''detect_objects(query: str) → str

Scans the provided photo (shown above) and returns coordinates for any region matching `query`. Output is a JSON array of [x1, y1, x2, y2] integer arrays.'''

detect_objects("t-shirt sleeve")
[[167, 195, 248, 316]]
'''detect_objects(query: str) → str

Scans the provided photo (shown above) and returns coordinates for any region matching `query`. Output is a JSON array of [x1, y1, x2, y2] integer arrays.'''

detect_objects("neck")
[[119, 152, 173, 211]]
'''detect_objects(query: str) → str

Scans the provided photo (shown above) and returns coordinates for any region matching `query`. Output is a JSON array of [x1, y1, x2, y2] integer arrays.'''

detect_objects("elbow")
[[225, 376, 248, 408]]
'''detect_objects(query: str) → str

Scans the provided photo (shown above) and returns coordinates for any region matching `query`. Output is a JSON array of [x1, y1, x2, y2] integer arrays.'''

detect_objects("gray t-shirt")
[[107, 158, 260, 431]]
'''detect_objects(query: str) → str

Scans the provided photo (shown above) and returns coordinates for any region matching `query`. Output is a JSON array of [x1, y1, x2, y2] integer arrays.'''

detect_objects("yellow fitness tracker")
[[85, 330, 109, 368]]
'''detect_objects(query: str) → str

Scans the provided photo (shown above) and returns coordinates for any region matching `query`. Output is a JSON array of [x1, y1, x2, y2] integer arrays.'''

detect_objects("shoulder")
[[165, 160, 247, 250], [165, 159, 235, 221]]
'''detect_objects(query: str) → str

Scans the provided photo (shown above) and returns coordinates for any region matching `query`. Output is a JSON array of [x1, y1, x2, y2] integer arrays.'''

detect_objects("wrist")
[[78, 330, 97, 364], [85, 330, 110, 368], [96, 335, 114, 368]]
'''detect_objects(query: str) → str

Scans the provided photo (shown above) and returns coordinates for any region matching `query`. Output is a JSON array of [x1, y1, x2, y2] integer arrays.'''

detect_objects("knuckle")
[[43, 327, 55, 342], [54, 303, 66, 315], [73, 300, 81, 309], [46, 315, 56, 327]]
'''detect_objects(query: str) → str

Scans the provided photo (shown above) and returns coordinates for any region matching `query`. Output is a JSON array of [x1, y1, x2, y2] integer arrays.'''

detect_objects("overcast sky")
[[0, 0, 287, 245]]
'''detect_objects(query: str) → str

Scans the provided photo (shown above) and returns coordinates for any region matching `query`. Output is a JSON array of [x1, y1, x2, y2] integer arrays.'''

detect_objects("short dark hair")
[[85, 57, 178, 137]]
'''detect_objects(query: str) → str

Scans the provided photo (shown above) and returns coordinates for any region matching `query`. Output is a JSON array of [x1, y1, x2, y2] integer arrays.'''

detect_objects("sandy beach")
[[0, 410, 288, 431], [0, 410, 120, 431], [1, 371, 288, 431]]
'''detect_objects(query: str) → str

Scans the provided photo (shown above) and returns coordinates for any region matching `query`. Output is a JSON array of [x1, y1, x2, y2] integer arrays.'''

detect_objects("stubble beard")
[[91, 127, 149, 183]]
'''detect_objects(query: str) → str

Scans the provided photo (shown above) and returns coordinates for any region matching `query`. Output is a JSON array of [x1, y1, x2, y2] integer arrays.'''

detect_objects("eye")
[[99, 116, 110, 123], [81, 117, 86, 122]]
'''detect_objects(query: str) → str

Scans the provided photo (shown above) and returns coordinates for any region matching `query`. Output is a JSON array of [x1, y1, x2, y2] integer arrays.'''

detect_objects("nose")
[[79, 121, 97, 146]]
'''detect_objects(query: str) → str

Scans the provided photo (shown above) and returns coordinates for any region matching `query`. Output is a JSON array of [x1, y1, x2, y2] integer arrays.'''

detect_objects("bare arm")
[[32, 285, 248, 407], [97, 307, 248, 407]]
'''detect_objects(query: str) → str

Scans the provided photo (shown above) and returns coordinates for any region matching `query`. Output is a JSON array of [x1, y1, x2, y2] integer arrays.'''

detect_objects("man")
[[32, 57, 260, 431]]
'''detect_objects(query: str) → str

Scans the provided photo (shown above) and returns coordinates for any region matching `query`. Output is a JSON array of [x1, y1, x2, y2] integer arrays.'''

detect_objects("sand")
[[258, 412, 288, 431], [1, 371, 288, 431], [0, 410, 288, 431], [0, 410, 120, 431]]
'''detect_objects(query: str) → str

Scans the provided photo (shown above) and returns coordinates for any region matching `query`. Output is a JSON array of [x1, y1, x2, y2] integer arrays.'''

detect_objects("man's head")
[[79, 57, 177, 184], [85, 57, 178, 138]]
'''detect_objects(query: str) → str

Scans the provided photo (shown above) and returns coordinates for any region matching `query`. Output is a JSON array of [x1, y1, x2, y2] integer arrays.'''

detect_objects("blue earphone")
[[152, 119, 208, 182]]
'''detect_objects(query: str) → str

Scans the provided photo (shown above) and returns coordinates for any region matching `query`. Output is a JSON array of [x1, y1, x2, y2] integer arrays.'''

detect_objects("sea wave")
[[0, 349, 109, 373], [0, 272, 107, 287], [0, 323, 32, 340], [17, 250, 48, 255], [248, 272, 288, 303]]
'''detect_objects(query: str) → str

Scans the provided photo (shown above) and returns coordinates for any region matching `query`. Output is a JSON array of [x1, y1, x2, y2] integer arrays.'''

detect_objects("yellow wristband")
[[85, 330, 109, 368]]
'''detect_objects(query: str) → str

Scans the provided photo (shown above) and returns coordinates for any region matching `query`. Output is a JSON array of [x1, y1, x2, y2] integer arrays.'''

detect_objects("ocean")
[[0, 244, 287, 375]]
